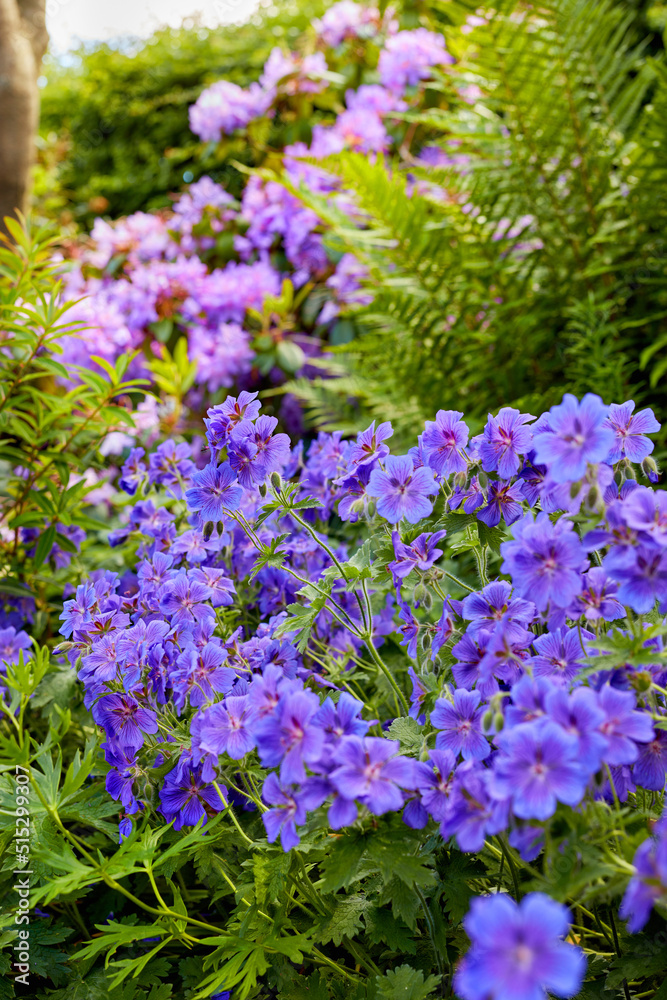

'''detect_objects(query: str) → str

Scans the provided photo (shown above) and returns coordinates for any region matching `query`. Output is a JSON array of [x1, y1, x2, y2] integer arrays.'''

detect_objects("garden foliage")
[[42, 0, 667, 446], [38, 0, 340, 226], [283, 0, 667, 437]]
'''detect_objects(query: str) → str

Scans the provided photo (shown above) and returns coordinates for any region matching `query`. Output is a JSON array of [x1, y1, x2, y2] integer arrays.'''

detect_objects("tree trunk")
[[0, 0, 48, 232]]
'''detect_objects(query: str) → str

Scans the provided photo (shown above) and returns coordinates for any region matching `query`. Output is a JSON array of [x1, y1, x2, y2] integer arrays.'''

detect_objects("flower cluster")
[[58, 4, 455, 407], [62, 386, 667, 972]]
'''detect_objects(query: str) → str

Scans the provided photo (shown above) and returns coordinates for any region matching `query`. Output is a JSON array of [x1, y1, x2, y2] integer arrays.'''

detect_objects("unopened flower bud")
[[270, 471, 282, 491], [585, 485, 601, 510], [203, 521, 214, 541], [569, 479, 582, 499], [53, 641, 74, 654], [615, 459, 633, 485], [642, 456, 660, 483], [216, 521, 224, 536], [258, 482, 267, 498], [422, 590, 433, 611], [493, 711, 505, 733], [414, 583, 427, 603], [477, 471, 488, 489], [482, 709, 494, 733], [453, 471, 468, 489], [420, 631, 432, 653], [631, 670, 653, 693]]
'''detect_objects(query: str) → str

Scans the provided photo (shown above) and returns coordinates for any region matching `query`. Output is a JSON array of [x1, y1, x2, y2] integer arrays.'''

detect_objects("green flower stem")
[[415, 885, 446, 982], [288, 506, 369, 632], [213, 780, 255, 842], [442, 570, 476, 594], [472, 544, 489, 587], [311, 947, 360, 982], [363, 630, 410, 715], [243, 772, 268, 812], [496, 836, 521, 899], [344, 936, 383, 976], [281, 563, 364, 636], [30, 776, 230, 937]]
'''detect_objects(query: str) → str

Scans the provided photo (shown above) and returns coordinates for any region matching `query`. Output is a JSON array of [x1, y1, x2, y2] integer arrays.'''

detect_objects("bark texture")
[[0, 0, 48, 231]]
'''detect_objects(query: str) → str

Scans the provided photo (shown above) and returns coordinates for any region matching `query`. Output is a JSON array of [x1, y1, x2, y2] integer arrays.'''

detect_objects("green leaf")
[[33, 523, 57, 569], [605, 949, 667, 989], [316, 894, 371, 947], [439, 852, 487, 924], [364, 907, 417, 954], [477, 520, 506, 553], [0, 577, 33, 598], [387, 717, 425, 756], [375, 965, 441, 1000], [273, 602, 319, 653], [70, 919, 168, 964], [276, 340, 307, 374], [318, 831, 368, 893], [365, 819, 435, 889]]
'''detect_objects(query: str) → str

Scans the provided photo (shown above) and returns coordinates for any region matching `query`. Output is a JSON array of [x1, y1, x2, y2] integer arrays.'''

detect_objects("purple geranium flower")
[[337, 462, 374, 522], [462, 580, 535, 638], [118, 817, 133, 844], [599, 684, 653, 765], [388, 529, 447, 581], [530, 627, 591, 683], [313, 693, 370, 740], [477, 479, 525, 527], [185, 462, 243, 520], [571, 567, 624, 622], [454, 893, 586, 1000], [93, 693, 158, 750], [412, 749, 457, 822], [490, 720, 588, 820], [397, 600, 420, 658], [118, 447, 146, 496], [597, 684, 655, 765], [261, 773, 325, 851], [620, 486, 667, 546], [619, 815, 667, 932], [367, 455, 438, 523], [449, 476, 485, 513], [160, 573, 216, 624], [159, 759, 226, 831], [431, 689, 490, 760], [59, 583, 96, 638], [431, 602, 454, 662], [479, 407, 534, 479], [604, 401, 660, 463], [248, 414, 291, 479], [347, 420, 393, 468], [633, 731, 667, 791], [198, 696, 257, 760], [254, 689, 325, 784], [545, 686, 608, 773], [604, 543, 667, 613], [0, 627, 32, 667], [405, 669, 427, 729], [532, 393, 615, 483], [501, 512, 586, 611], [441, 760, 509, 852], [329, 736, 416, 815], [422, 409, 469, 476]]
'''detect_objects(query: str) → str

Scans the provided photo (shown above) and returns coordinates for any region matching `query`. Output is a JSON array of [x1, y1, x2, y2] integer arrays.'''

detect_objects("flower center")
[[513, 944, 534, 971]]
